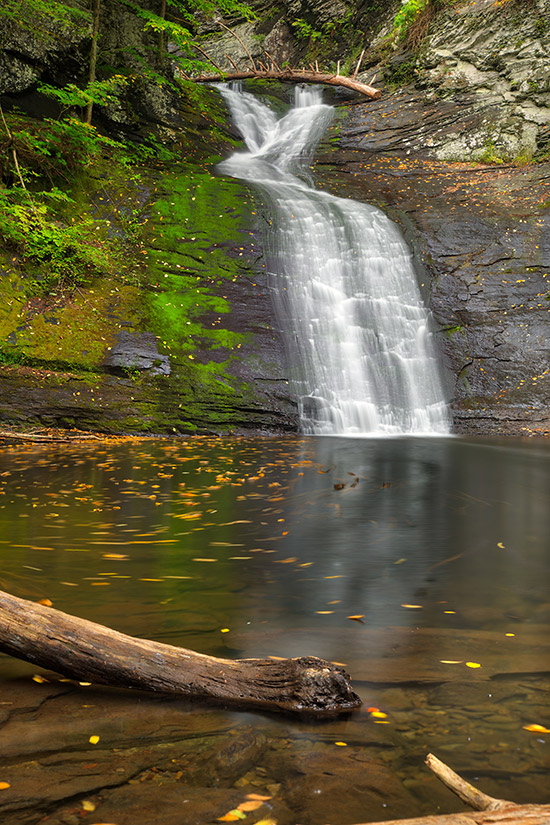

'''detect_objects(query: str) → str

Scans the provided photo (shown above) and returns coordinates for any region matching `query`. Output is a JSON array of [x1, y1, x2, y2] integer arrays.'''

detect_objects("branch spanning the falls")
[[193, 67, 382, 99], [0, 588, 362, 715]]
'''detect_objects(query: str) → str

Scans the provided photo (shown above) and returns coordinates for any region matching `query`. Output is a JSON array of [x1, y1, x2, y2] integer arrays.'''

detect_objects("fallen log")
[[193, 68, 382, 99], [0, 588, 361, 715], [353, 753, 550, 825]]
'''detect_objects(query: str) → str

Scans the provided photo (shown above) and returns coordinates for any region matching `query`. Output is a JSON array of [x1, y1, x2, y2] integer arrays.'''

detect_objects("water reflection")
[[0, 436, 548, 823]]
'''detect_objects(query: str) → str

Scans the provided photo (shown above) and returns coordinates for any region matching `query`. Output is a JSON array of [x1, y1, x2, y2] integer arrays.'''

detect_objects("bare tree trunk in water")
[[0, 588, 361, 715]]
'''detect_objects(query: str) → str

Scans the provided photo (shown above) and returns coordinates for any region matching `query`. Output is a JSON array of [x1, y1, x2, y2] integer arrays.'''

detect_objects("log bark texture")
[[356, 807, 550, 825], [353, 753, 550, 825], [0, 589, 361, 715], [193, 68, 382, 99]]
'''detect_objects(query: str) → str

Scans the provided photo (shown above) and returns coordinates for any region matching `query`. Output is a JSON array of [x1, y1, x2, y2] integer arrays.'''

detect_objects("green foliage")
[[390, 0, 429, 41], [0, 0, 87, 31], [37, 77, 130, 115], [291, 18, 323, 42]]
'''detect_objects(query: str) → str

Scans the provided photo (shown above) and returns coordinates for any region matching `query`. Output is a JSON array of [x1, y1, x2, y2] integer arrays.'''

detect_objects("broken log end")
[[287, 655, 362, 715]]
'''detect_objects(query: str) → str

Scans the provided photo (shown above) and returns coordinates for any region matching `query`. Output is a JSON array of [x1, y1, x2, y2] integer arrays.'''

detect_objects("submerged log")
[[193, 68, 382, 99], [0, 589, 361, 715], [353, 753, 550, 825]]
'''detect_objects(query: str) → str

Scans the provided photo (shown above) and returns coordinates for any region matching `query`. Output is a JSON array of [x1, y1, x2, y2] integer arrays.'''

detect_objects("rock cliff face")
[[330, 0, 550, 434]]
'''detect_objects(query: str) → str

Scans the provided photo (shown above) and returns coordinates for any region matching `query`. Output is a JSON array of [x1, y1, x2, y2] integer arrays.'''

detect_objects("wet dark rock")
[[279, 742, 417, 823], [103, 331, 171, 376]]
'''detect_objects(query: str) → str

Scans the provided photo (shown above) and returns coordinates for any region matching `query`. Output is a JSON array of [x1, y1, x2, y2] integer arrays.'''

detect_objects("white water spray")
[[217, 83, 450, 435]]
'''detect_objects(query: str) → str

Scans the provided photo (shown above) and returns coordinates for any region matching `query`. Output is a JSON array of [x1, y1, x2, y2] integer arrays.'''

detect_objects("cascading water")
[[217, 83, 450, 435]]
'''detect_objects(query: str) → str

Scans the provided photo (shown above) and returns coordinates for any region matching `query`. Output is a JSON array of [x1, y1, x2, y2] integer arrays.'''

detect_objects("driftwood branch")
[[351, 753, 550, 825], [0, 589, 361, 715], [194, 68, 381, 99], [425, 754, 506, 812], [215, 18, 257, 70]]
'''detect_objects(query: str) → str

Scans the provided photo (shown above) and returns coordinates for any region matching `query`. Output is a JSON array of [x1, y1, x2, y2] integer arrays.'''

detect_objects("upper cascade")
[[217, 83, 450, 436]]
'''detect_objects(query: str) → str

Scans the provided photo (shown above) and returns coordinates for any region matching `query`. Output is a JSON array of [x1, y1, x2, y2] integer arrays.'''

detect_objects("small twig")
[[263, 49, 281, 72], [0, 104, 37, 215], [215, 19, 257, 71], [425, 754, 509, 812], [191, 42, 224, 73], [336, 60, 340, 76], [352, 48, 366, 80], [315, 59, 319, 72], [225, 53, 240, 72]]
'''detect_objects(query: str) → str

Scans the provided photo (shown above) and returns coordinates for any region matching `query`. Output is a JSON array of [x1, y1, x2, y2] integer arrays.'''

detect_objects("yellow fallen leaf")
[[32, 675, 48, 684], [315, 610, 333, 614], [401, 604, 422, 609], [238, 800, 264, 812], [440, 660, 463, 664], [218, 811, 246, 821], [334, 741, 347, 746], [82, 800, 96, 812], [245, 794, 272, 801], [0, 782, 11, 790], [370, 711, 387, 718], [465, 662, 481, 669], [220, 628, 230, 633], [253, 819, 277, 825], [89, 735, 100, 744], [346, 615, 365, 622], [37, 598, 53, 606], [497, 542, 505, 549], [523, 724, 550, 733]]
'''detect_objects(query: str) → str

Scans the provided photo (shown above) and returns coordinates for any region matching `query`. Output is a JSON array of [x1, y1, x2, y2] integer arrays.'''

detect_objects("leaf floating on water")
[[333, 483, 346, 490], [245, 794, 272, 801], [401, 604, 423, 609], [89, 735, 100, 744], [347, 615, 365, 623], [238, 800, 264, 812], [253, 819, 277, 825], [523, 724, 550, 733], [32, 674, 48, 683], [81, 800, 96, 812], [393, 558, 407, 565], [370, 711, 388, 719], [37, 598, 53, 606], [497, 542, 505, 549], [465, 662, 482, 669], [440, 660, 463, 664], [218, 810, 246, 821], [220, 628, 230, 633], [0, 782, 11, 790], [334, 741, 347, 746]]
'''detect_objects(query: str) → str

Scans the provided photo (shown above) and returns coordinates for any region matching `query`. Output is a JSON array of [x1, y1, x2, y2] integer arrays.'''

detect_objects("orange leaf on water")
[[0, 782, 11, 790], [238, 800, 264, 812], [347, 615, 365, 622], [37, 598, 53, 606], [523, 724, 550, 733]]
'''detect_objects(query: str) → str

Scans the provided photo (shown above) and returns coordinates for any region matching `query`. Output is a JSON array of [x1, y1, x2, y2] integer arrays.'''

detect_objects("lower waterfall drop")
[[217, 83, 450, 435]]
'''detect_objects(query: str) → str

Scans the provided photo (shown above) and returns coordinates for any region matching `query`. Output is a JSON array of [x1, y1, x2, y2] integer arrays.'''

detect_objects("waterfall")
[[217, 83, 450, 436]]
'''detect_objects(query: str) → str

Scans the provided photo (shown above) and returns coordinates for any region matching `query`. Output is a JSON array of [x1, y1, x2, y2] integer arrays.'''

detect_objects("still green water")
[[0, 435, 548, 824]]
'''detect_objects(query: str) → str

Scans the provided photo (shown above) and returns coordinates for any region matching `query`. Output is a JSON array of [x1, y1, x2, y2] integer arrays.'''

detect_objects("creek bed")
[[0, 435, 548, 824]]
